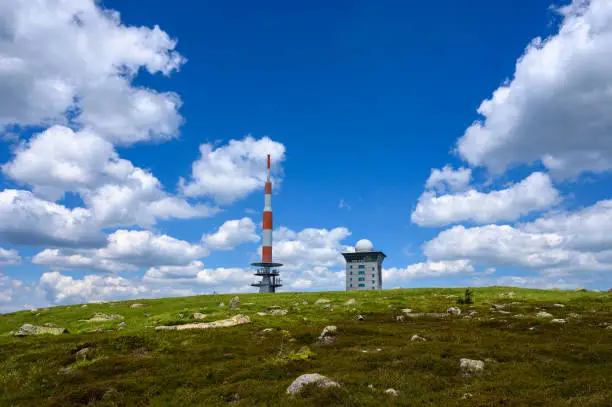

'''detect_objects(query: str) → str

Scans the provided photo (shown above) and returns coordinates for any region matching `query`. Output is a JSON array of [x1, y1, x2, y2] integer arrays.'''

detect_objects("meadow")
[[1, 286, 611, 406]]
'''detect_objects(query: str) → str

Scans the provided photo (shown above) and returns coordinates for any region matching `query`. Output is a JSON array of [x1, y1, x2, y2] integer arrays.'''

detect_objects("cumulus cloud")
[[272, 226, 353, 271], [144, 261, 254, 292], [0, 189, 105, 247], [383, 260, 476, 285], [0, 0, 184, 144], [425, 165, 472, 194], [202, 217, 260, 250], [33, 229, 208, 272], [180, 136, 286, 204], [412, 172, 559, 227], [456, 0, 612, 179], [0, 248, 20, 265]]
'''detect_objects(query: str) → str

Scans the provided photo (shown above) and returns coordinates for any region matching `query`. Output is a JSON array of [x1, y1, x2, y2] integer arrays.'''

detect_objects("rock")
[[606, 325, 612, 330], [499, 291, 515, 298], [219, 302, 225, 307], [76, 347, 91, 360], [344, 299, 356, 305], [462, 393, 473, 400], [302, 300, 308, 305], [387, 304, 393, 308], [314, 298, 331, 304], [318, 325, 337, 345], [130, 303, 145, 308], [88, 313, 124, 322], [552, 304, 565, 308], [468, 310, 477, 316], [491, 304, 505, 310], [403, 313, 449, 318], [568, 313, 580, 319], [259, 328, 274, 334], [497, 310, 511, 315], [269, 309, 288, 316], [575, 288, 587, 292], [460, 358, 484, 374], [396, 315, 405, 322], [12, 323, 67, 336], [536, 311, 554, 318], [257, 312, 268, 316], [178, 314, 184, 319], [401, 308, 412, 314], [145, 313, 151, 317], [323, 304, 331, 310], [367, 384, 375, 390], [551, 319, 567, 324], [119, 321, 126, 327], [384, 388, 399, 396], [193, 312, 207, 319], [410, 334, 426, 342], [356, 314, 365, 321], [593, 289, 601, 293], [229, 296, 240, 310], [81, 304, 88, 308], [269, 305, 282, 310], [43, 323, 57, 327], [155, 314, 251, 331], [447, 307, 461, 315], [286, 373, 340, 396]]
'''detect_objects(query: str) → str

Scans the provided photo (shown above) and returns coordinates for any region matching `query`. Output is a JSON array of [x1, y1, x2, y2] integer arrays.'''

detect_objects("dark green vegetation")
[[1, 287, 611, 406]]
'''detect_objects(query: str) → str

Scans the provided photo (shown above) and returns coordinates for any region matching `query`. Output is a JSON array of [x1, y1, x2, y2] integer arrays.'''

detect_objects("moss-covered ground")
[[1, 287, 611, 406]]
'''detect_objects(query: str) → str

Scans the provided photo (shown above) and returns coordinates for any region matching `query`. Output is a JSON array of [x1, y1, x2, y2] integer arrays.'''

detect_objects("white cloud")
[[383, 260, 476, 285], [202, 217, 260, 250], [272, 226, 352, 271], [0, 0, 184, 144], [2, 126, 218, 229], [144, 261, 254, 292], [412, 172, 559, 227], [0, 189, 105, 247], [0, 247, 20, 265], [456, 0, 612, 179], [39, 271, 148, 305], [180, 136, 286, 204], [338, 199, 351, 210], [33, 229, 208, 272], [425, 165, 472, 194]]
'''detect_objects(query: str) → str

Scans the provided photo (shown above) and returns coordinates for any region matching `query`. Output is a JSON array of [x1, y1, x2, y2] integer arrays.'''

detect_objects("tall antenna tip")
[[267, 154, 271, 169]]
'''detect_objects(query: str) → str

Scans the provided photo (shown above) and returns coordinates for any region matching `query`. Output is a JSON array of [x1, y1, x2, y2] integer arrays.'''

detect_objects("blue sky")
[[1, 0, 611, 312]]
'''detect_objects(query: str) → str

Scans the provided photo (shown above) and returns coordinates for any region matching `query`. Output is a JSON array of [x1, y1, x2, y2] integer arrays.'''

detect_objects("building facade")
[[341, 239, 386, 291]]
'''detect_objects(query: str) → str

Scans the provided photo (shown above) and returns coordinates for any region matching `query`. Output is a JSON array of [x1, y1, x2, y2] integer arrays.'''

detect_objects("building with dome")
[[341, 239, 386, 291]]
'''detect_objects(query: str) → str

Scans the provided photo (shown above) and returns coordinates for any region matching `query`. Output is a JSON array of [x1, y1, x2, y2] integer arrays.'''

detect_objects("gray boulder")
[[229, 296, 240, 310], [286, 373, 340, 396], [536, 311, 554, 318], [384, 388, 399, 396], [130, 303, 145, 308], [314, 298, 331, 305], [12, 323, 67, 336], [410, 334, 426, 342], [193, 312, 207, 319], [447, 307, 461, 315], [344, 299, 356, 305], [88, 313, 124, 322], [318, 325, 338, 345], [460, 358, 484, 374]]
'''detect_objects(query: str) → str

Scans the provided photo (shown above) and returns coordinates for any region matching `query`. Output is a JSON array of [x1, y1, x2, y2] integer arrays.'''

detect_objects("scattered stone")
[[88, 313, 124, 322], [119, 321, 126, 327], [130, 303, 145, 308], [396, 315, 405, 322], [259, 328, 274, 334], [193, 313, 207, 319], [257, 312, 268, 316], [269, 309, 288, 316], [81, 304, 88, 308], [410, 334, 426, 342], [528, 327, 536, 331], [155, 314, 250, 331], [302, 300, 308, 305], [387, 304, 393, 308], [219, 302, 225, 307], [462, 393, 473, 400], [460, 358, 484, 374], [491, 304, 505, 310], [344, 298, 356, 305], [499, 291, 515, 298], [384, 388, 399, 396], [510, 301, 522, 305], [593, 289, 601, 293], [43, 323, 57, 327], [497, 310, 511, 315], [575, 288, 587, 292], [568, 313, 580, 319], [178, 314, 184, 319], [552, 304, 565, 308], [315, 298, 331, 305], [404, 313, 448, 318], [286, 373, 340, 396], [367, 384, 375, 390], [12, 323, 67, 336], [318, 325, 337, 345], [323, 304, 331, 310], [606, 325, 612, 330], [229, 296, 240, 310], [468, 310, 477, 316], [269, 305, 282, 310], [447, 307, 461, 315], [76, 347, 91, 361], [89, 328, 105, 333], [356, 315, 365, 321], [401, 308, 412, 314], [536, 311, 554, 318], [551, 319, 567, 324]]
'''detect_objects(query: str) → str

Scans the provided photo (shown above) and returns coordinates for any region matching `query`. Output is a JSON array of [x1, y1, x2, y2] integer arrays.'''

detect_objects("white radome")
[[355, 239, 374, 252]]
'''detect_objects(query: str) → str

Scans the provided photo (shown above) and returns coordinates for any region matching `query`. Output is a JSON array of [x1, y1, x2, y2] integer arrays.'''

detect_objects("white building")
[[341, 239, 386, 291]]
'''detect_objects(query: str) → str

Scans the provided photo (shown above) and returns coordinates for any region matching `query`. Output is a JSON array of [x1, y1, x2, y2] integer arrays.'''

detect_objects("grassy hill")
[[1, 287, 611, 406]]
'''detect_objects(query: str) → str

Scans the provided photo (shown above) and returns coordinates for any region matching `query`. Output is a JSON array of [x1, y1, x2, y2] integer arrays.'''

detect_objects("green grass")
[[0, 286, 611, 406]]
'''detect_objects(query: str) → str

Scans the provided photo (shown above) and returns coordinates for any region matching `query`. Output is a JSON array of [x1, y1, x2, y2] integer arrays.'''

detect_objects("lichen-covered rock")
[[155, 314, 250, 331], [401, 308, 412, 314], [193, 313, 207, 319], [552, 304, 565, 308], [268, 309, 288, 316], [317, 325, 337, 344], [130, 303, 145, 308], [447, 307, 461, 315], [88, 313, 124, 322], [460, 358, 484, 374], [410, 334, 426, 342], [385, 388, 399, 396], [356, 315, 365, 321], [229, 296, 240, 310], [76, 347, 91, 360], [314, 298, 331, 304], [344, 299, 356, 305], [286, 373, 340, 396], [551, 319, 567, 324], [12, 323, 67, 336], [536, 311, 554, 318]]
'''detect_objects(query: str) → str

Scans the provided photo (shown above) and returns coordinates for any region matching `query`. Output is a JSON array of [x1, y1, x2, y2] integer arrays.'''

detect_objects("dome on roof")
[[355, 239, 374, 252]]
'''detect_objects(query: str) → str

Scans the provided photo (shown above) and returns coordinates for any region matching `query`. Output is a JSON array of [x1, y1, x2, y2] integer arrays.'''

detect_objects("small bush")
[[457, 288, 474, 305]]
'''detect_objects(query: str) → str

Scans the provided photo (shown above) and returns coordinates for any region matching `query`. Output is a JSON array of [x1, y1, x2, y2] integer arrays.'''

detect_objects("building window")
[[358, 271, 365, 275], [372, 287, 375, 290], [350, 278, 352, 281], [372, 280, 375, 284], [358, 277, 365, 281], [350, 271, 353, 275], [358, 283, 365, 287], [350, 284, 352, 287], [372, 267, 375, 270], [350, 265, 353, 269], [358, 265, 365, 269], [372, 274, 375, 277]]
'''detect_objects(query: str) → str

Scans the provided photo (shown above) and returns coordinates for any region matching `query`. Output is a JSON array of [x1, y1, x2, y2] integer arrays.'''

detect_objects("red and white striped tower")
[[262, 154, 273, 263], [251, 154, 283, 293]]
